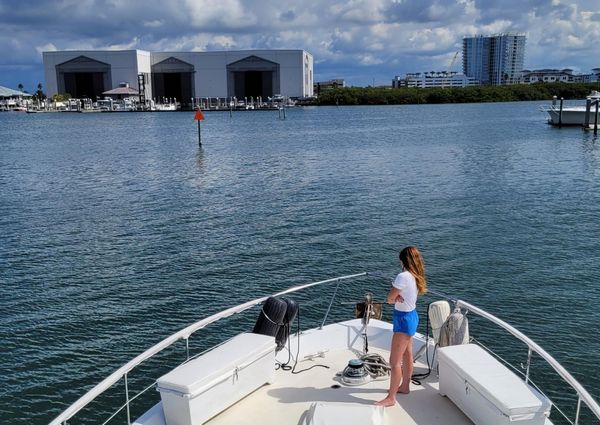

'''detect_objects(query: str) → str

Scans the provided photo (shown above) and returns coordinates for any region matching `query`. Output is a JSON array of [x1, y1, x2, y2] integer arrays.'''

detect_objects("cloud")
[[280, 10, 296, 22], [383, 0, 476, 24], [143, 20, 164, 28], [0, 0, 598, 89], [184, 0, 257, 30], [35, 43, 57, 55]]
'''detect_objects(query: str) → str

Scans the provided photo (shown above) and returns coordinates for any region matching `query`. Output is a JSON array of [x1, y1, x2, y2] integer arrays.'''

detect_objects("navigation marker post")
[[194, 109, 205, 146]]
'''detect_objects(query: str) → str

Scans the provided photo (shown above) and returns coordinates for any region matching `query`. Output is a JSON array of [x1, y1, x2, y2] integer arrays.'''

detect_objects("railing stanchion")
[[575, 396, 582, 425], [321, 279, 341, 329], [525, 348, 532, 384], [185, 337, 190, 361], [124, 373, 131, 425]]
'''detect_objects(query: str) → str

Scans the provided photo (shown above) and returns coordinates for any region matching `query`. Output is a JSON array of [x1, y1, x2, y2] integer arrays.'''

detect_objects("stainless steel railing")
[[49, 272, 600, 425], [48, 272, 368, 425], [456, 299, 600, 424], [425, 286, 600, 424]]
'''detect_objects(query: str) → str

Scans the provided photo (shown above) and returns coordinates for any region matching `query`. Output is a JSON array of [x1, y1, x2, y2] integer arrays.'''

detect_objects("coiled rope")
[[359, 353, 390, 379]]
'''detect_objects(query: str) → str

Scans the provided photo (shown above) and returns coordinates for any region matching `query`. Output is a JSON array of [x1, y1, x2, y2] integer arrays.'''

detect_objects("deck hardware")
[[525, 348, 532, 384], [320, 279, 341, 329], [124, 373, 131, 425]]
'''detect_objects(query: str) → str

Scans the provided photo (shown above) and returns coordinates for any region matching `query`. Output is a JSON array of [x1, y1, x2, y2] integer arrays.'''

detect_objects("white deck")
[[135, 319, 475, 425], [50, 279, 598, 425], [134, 318, 560, 425], [205, 346, 472, 425]]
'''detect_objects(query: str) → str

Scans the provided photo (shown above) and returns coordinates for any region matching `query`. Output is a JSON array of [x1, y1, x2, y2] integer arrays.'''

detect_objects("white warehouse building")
[[43, 49, 313, 108]]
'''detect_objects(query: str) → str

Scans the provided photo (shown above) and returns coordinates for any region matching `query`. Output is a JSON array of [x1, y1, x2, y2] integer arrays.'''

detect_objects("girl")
[[375, 246, 427, 407]]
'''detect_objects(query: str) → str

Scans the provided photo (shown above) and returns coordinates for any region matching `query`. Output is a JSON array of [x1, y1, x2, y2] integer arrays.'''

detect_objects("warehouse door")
[[152, 57, 195, 109], [227, 56, 280, 99], [56, 56, 111, 100]]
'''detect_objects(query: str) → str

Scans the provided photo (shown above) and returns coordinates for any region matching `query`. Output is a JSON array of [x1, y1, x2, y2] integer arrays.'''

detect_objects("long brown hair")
[[399, 246, 427, 295]]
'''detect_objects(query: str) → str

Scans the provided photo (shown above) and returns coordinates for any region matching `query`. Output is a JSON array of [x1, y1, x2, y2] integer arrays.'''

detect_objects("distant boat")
[[543, 91, 600, 126], [270, 94, 296, 107]]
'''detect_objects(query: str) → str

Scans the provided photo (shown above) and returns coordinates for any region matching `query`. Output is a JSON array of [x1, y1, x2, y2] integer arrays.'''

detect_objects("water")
[[1, 103, 599, 424]]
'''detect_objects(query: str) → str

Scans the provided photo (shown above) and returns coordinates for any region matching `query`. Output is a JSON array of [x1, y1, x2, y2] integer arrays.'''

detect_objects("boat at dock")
[[49, 272, 600, 425], [543, 91, 600, 126]]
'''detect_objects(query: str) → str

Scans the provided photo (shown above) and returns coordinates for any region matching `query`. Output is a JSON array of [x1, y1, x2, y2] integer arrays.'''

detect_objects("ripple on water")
[[1, 103, 599, 424]]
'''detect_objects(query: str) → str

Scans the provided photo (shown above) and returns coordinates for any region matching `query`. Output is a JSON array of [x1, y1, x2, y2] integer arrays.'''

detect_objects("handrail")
[[48, 272, 368, 425], [457, 300, 600, 420], [49, 274, 600, 424]]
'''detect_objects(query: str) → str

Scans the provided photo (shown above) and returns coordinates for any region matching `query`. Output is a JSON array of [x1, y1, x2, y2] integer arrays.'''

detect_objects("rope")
[[410, 302, 437, 385], [276, 307, 330, 374], [260, 306, 284, 326], [360, 353, 390, 379]]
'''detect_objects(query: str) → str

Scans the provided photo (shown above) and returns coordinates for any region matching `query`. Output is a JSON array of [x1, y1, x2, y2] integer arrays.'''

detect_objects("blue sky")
[[1, 0, 599, 92]]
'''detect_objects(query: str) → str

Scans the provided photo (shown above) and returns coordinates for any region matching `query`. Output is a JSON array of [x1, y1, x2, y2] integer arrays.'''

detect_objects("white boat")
[[153, 102, 178, 111], [543, 91, 600, 126], [270, 94, 296, 107], [49, 273, 600, 425]]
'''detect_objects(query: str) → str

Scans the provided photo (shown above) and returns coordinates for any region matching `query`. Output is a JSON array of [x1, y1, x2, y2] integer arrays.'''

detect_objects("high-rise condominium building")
[[463, 33, 526, 85]]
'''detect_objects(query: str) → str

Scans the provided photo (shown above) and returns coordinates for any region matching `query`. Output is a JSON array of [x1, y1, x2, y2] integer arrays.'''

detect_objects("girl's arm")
[[386, 287, 404, 304]]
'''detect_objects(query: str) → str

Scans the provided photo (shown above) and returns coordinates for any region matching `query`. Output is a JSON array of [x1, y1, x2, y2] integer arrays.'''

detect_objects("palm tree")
[[34, 83, 45, 102]]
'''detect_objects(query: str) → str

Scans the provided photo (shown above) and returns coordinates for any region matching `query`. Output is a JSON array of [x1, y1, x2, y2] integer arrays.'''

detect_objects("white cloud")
[[184, 0, 256, 29], [105, 37, 140, 50], [359, 54, 384, 65], [207, 36, 237, 50], [0, 0, 598, 88], [565, 34, 584, 47], [35, 43, 57, 55], [480, 19, 513, 34], [143, 20, 164, 28]]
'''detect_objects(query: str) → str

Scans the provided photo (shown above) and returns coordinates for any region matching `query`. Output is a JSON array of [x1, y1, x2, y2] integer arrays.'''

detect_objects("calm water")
[[1, 103, 599, 424]]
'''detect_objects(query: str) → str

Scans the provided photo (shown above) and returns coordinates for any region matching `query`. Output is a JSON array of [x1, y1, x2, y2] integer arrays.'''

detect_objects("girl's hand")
[[395, 295, 404, 304]]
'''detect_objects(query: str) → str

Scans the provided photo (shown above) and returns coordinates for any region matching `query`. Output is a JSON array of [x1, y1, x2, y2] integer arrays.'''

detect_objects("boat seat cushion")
[[439, 344, 551, 420], [302, 402, 384, 425]]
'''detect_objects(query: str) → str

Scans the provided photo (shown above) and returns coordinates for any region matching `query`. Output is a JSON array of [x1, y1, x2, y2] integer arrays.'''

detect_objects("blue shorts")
[[393, 309, 419, 336]]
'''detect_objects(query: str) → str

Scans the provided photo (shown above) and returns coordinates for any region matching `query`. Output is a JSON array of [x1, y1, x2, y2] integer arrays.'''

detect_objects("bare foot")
[[397, 386, 410, 394], [374, 396, 396, 407]]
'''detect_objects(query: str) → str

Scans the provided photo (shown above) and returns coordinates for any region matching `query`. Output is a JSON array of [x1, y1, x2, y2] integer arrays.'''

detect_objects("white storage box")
[[439, 344, 551, 425], [157, 333, 276, 425]]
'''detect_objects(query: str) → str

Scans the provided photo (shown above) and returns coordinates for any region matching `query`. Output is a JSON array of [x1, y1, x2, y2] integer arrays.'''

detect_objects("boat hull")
[[546, 107, 600, 126]]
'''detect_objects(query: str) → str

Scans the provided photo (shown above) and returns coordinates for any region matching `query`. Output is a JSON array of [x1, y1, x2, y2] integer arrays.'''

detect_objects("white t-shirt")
[[392, 271, 418, 312]]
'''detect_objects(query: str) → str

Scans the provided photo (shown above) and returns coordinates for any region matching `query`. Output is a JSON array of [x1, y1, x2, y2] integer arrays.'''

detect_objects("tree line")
[[17, 82, 46, 101], [314, 83, 600, 106]]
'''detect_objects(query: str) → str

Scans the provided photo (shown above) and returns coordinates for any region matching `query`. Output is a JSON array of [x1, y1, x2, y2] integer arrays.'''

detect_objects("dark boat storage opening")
[[152, 57, 195, 109], [227, 55, 280, 100], [55, 56, 111, 100]]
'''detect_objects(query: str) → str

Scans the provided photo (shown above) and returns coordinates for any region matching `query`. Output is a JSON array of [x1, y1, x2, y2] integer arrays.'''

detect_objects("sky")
[[1, 0, 599, 92]]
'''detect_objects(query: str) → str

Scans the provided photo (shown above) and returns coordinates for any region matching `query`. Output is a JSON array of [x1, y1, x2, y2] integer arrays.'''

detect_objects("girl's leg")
[[374, 332, 411, 406], [398, 336, 413, 393]]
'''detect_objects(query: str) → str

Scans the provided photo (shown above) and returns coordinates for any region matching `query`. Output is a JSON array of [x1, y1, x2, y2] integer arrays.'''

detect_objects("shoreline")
[[312, 82, 600, 106]]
